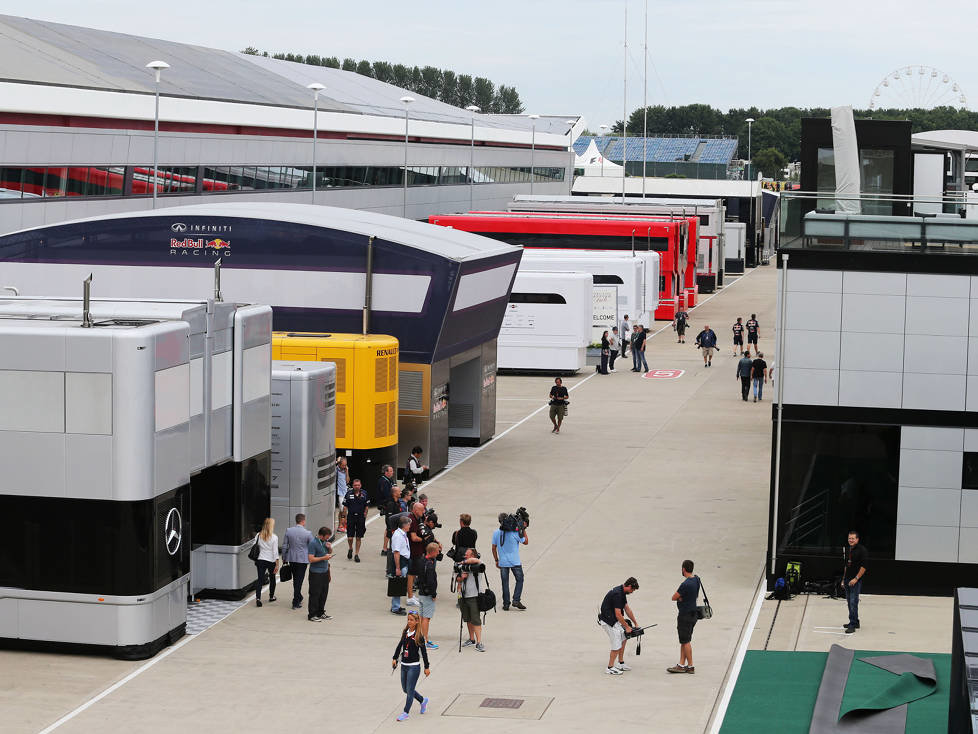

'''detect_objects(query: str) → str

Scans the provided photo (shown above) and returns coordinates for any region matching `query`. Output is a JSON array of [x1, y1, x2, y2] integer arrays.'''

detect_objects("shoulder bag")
[[248, 534, 261, 562], [696, 577, 713, 620], [279, 562, 293, 583]]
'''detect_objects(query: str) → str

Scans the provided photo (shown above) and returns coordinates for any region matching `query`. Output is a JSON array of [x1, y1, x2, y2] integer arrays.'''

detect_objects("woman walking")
[[254, 517, 280, 607], [598, 330, 610, 375], [392, 611, 431, 721]]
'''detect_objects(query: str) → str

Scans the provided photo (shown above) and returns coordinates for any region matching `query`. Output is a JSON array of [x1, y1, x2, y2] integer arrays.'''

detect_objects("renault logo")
[[164, 507, 182, 556], [171, 222, 187, 233]]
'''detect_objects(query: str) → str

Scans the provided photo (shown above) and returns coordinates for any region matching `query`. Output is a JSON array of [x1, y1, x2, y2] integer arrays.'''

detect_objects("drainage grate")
[[481, 698, 524, 710]]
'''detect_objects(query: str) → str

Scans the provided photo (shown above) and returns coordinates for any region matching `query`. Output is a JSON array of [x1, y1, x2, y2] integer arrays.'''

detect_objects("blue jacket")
[[737, 356, 754, 378], [696, 329, 717, 348], [281, 524, 313, 564]]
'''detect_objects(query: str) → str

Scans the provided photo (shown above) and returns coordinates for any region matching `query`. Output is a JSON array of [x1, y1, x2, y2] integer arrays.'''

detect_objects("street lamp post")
[[745, 117, 755, 180], [145, 60, 169, 209], [599, 124, 609, 176], [307, 83, 325, 203], [528, 114, 540, 195], [565, 119, 576, 188], [400, 96, 414, 218], [465, 105, 480, 211]]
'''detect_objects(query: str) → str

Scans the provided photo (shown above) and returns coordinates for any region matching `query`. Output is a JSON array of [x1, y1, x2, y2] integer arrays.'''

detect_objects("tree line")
[[609, 104, 978, 179], [242, 47, 524, 114]]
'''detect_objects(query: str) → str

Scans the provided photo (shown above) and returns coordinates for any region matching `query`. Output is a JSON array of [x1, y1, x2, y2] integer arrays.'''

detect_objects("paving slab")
[[2, 266, 779, 734]]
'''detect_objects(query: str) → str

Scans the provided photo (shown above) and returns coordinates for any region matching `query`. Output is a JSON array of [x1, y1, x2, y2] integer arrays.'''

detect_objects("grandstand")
[[573, 135, 738, 179]]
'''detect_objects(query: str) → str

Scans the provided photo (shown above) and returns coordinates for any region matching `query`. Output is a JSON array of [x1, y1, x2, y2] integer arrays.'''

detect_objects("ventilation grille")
[[388, 357, 397, 390], [374, 402, 387, 439], [316, 459, 335, 491], [327, 357, 347, 392], [399, 370, 424, 411], [335, 404, 347, 439], [375, 355, 397, 391], [388, 400, 396, 435], [449, 402, 474, 429], [324, 384, 335, 410]]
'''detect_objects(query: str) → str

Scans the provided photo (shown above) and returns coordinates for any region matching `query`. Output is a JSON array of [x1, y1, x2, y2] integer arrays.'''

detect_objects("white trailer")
[[498, 271, 592, 373], [519, 249, 651, 329]]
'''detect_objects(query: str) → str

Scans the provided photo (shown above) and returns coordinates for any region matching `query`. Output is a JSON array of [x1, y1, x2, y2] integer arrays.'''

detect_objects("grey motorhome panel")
[[271, 360, 336, 535], [0, 317, 192, 658]]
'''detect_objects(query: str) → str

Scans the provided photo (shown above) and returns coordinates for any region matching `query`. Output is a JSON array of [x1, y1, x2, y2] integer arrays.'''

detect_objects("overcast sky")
[[2, 0, 975, 129]]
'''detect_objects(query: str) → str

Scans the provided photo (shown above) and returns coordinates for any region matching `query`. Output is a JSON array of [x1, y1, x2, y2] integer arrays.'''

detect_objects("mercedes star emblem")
[[164, 507, 182, 556]]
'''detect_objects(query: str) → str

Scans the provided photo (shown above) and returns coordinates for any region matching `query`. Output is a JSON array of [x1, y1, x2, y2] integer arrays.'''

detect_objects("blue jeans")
[[752, 377, 763, 399], [846, 579, 861, 627], [633, 349, 648, 372], [500, 565, 524, 605], [400, 664, 424, 713]]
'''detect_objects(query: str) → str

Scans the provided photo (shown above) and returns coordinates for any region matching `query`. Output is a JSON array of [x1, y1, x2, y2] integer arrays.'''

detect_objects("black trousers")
[[740, 376, 751, 400], [291, 562, 308, 606], [255, 559, 276, 601], [609, 350, 619, 370], [598, 351, 609, 374], [308, 571, 330, 618]]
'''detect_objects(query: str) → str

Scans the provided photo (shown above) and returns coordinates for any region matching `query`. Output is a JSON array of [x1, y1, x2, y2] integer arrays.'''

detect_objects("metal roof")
[[5, 202, 522, 262], [0, 14, 578, 134]]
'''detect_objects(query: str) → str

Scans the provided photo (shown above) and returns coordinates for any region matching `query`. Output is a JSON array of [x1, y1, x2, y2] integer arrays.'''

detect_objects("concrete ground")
[[2, 263, 932, 734]]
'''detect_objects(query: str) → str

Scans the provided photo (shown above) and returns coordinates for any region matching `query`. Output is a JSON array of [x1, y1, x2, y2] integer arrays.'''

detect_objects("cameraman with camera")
[[598, 577, 640, 675], [491, 509, 529, 611], [455, 548, 487, 652]]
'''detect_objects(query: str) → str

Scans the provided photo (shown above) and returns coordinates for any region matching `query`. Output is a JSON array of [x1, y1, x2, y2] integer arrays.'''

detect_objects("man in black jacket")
[[843, 531, 868, 633], [378, 464, 396, 556], [695, 325, 718, 367], [417, 542, 441, 649]]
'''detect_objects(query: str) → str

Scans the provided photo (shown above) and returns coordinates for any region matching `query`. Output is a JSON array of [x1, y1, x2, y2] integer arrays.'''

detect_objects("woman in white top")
[[254, 517, 280, 607]]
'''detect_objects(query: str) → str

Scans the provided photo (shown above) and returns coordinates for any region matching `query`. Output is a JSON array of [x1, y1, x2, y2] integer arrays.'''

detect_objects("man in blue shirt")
[[306, 526, 333, 622], [668, 560, 700, 674], [281, 514, 314, 610], [491, 513, 529, 611], [695, 325, 718, 367]]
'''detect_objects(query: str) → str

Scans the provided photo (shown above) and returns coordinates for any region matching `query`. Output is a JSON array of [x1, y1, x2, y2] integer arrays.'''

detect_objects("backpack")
[[676, 312, 687, 329]]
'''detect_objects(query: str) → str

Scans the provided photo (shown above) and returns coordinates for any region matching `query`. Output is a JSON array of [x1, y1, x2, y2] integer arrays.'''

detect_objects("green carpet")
[[719, 650, 950, 734]]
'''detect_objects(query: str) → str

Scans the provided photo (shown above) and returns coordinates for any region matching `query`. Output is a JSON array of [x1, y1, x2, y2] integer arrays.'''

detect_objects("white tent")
[[574, 139, 624, 177]]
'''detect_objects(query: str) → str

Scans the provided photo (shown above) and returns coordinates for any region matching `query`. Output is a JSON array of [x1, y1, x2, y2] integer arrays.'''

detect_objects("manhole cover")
[[481, 698, 523, 709]]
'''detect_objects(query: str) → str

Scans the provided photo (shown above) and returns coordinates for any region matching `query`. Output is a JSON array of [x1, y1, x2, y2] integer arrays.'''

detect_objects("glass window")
[[0, 167, 24, 198], [43, 167, 68, 197], [776, 421, 899, 559]]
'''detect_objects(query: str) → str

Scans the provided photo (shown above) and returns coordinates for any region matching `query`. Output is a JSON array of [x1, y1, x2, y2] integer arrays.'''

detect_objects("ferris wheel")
[[869, 65, 967, 110]]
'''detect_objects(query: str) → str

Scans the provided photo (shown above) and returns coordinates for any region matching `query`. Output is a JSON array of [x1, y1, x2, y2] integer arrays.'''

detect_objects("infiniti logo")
[[171, 222, 187, 233], [164, 507, 183, 556]]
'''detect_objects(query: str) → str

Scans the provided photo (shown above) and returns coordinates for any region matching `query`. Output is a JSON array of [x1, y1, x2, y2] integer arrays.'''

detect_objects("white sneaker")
[[615, 662, 632, 671], [406, 597, 420, 606], [605, 667, 623, 675]]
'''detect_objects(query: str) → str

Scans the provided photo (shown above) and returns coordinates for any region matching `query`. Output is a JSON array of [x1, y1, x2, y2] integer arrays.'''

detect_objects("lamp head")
[[146, 60, 169, 83], [400, 96, 415, 105], [745, 117, 755, 124], [465, 105, 480, 113], [527, 114, 540, 120], [307, 82, 325, 95]]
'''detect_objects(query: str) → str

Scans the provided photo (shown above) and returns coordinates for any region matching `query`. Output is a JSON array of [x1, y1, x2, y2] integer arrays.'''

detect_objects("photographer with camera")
[[456, 548, 487, 652], [405, 502, 427, 608], [598, 577, 640, 675], [491, 509, 529, 611], [451, 514, 477, 558], [416, 542, 441, 650]]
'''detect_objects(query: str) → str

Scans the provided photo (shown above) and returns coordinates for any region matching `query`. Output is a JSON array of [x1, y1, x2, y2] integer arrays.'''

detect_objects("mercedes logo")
[[171, 222, 187, 233], [164, 507, 182, 556]]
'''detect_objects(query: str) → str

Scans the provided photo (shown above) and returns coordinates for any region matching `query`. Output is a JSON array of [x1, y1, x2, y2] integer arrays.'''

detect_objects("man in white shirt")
[[390, 516, 412, 616], [620, 315, 631, 358], [336, 457, 349, 510]]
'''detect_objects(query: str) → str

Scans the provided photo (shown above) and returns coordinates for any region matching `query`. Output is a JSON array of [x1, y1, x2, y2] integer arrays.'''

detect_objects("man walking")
[[674, 309, 689, 344], [417, 542, 440, 650], [736, 351, 754, 401], [631, 325, 649, 373], [695, 324, 718, 367], [306, 526, 333, 622], [609, 327, 620, 372], [751, 352, 768, 402], [668, 560, 700, 674], [548, 377, 569, 434], [843, 531, 867, 634], [620, 314, 631, 358], [598, 577, 640, 675], [378, 464, 396, 556], [390, 515, 412, 615], [745, 313, 760, 357], [731, 317, 745, 356], [281, 513, 313, 610], [492, 513, 528, 611], [343, 478, 369, 562]]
